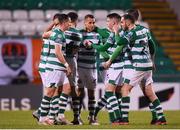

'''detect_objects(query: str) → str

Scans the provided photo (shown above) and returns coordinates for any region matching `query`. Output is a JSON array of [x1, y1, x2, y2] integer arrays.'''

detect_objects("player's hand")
[[83, 40, 92, 49], [113, 24, 120, 35], [103, 59, 112, 69], [66, 66, 72, 76], [53, 18, 60, 25], [42, 31, 52, 39]]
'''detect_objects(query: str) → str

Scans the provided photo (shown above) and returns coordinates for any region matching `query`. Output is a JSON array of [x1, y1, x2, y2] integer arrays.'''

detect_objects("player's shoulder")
[[80, 29, 86, 33], [68, 27, 80, 33], [50, 29, 65, 41], [136, 24, 149, 31], [52, 28, 63, 34]]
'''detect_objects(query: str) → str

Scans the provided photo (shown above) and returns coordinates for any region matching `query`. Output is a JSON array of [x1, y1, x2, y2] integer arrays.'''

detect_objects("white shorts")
[[123, 69, 153, 87], [77, 68, 97, 90], [106, 67, 123, 86], [39, 71, 46, 87], [45, 70, 69, 88], [66, 57, 77, 87]]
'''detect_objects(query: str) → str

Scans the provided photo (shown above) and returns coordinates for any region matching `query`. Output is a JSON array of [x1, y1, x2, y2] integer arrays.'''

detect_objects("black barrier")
[[0, 83, 42, 110]]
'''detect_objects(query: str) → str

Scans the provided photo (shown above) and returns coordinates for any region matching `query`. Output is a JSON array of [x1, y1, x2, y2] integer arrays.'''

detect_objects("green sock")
[[106, 91, 121, 120], [152, 99, 166, 120], [149, 103, 157, 120], [94, 95, 107, 117], [72, 97, 80, 119], [49, 95, 59, 120], [88, 97, 96, 117], [107, 102, 116, 123], [121, 96, 130, 122], [58, 93, 68, 117], [40, 96, 52, 117]]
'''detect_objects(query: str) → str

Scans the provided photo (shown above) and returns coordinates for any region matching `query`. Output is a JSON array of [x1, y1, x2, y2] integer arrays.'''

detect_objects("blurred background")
[[0, 0, 180, 111]]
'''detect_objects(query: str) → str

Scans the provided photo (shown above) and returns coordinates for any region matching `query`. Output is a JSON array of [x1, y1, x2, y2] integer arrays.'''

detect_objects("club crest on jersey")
[[57, 34, 62, 38], [1, 42, 27, 71]]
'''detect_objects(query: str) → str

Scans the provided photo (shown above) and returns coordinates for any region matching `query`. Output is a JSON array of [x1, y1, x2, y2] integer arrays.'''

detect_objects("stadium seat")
[[36, 21, 49, 35], [45, 9, 60, 21], [0, 20, 12, 25], [77, 20, 84, 30], [96, 20, 107, 28], [13, 10, 28, 21], [4, 22, 20, 36], [93, 10, 108, 20], [32, 20, 48, 35], [78, 10, 93, 21], [0, 10, 12, 21], [0, 24, 3, 35], [29, 10, 45, 21], [109, 9, 125, 16], [61, 10, 76, 14], [20, 22, 36, 36]]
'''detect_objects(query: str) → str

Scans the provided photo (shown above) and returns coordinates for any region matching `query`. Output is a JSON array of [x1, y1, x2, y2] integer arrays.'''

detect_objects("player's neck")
[[57, 25, 66, 32], [70, 23, 76, 28], [128, 24, 136, 31], [86, 27, 94, 32]]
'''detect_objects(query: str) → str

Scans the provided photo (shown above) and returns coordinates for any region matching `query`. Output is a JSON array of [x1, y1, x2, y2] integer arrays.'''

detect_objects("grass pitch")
[[0, 110, 180, 129]]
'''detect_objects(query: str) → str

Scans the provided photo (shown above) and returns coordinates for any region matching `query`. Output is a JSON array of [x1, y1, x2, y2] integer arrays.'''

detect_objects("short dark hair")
[[53, 13, 61, 20], [107, 13, 121, 22], [67, 12, 78, 23], [123, 14, 135, 24], [84, 14, 94, 20], [57, 13, 69, 24], [125, 9, 139, 21]]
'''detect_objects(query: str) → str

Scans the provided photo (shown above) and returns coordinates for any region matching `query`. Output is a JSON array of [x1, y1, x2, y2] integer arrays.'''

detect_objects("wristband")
[[64, 62, 69, 68]]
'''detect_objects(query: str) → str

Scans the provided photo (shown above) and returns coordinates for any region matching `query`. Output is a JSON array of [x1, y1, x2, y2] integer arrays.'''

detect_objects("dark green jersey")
[[65, 27, 82, 57], [77, 27, 102, 69]]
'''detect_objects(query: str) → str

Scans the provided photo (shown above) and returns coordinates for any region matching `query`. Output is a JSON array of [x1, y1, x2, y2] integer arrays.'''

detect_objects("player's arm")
[[112, 23, 129, 46], [148, 31, 156, 59], [42, 31, 52, 39], [115, 33, 128, 46], [90, 32, 114, 52], [54, 38, 71, 75], [45, 22, 55, 32], [147, 31, 157, 71], [103, 44, 125, 69], [110, 45, 124, 62], [42, 22, 55, 39], [55, 44, 67, 64], [96, 27, 110, 39], [100, 51, 110, 60], [91, 42, 111, 52]]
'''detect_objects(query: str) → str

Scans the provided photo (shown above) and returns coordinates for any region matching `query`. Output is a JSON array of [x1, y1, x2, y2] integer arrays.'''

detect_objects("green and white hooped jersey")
[[65, 27, 82, 57], [78, 29, 102, 69], [38, 39, 50, 72], [124, 25, 153, 71], [106, 32, 124, 70], [45, 29, 67, 71], [119, 30, 134, 70]]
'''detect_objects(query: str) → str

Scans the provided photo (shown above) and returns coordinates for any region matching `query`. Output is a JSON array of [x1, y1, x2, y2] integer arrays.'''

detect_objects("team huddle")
[[32, 9, 167, 126]]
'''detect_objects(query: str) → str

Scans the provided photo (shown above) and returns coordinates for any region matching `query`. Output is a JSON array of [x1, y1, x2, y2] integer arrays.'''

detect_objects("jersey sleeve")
[[91, 32, 114, 52], [147, 30, 156, 56], [97, 27, 110, 39], [110, 45, 124, 61], [54, 34, 65, 45]]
